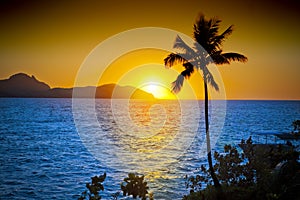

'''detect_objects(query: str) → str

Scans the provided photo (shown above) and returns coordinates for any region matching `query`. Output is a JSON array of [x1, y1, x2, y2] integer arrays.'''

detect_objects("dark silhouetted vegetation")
[[78, 173, 153, 200], [121, 173, 153, 200], [79, 173, 106, 200], [183, 138, 300, 200], [292, 120, 300, 133]]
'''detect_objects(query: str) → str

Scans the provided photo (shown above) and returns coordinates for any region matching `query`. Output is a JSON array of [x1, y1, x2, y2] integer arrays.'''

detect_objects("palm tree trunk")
[[204, 81, 221, 188]]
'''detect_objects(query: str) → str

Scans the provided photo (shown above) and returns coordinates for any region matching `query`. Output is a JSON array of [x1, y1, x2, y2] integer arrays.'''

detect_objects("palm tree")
[[164, 14, 247, 188]]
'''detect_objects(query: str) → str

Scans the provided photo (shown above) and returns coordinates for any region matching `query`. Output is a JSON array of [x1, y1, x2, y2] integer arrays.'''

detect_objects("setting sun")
[[141, 83, 175, 99], [96, 49, 202, 100]]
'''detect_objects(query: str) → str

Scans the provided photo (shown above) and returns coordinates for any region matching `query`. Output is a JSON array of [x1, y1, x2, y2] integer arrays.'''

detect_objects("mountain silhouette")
[[0, 73, 155, 100], [0, 73, 50, 97]]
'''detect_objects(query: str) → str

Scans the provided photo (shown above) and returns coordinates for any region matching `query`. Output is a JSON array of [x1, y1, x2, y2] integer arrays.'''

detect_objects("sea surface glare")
[[0, 98, 299, 199]]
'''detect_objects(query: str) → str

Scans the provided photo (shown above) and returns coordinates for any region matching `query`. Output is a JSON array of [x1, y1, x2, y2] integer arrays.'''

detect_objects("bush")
[[78, 173, 106, 200], [79, 172, 153, 200], [121, 173, 151, 200], [184, 138, 300, 200]]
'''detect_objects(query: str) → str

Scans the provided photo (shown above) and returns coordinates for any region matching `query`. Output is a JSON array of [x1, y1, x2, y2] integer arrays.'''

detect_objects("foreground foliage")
[[121, 173, 152, 200], [184, 138, 300, 200], [78, 173, 152, 200], [79, 173, 106, 200]]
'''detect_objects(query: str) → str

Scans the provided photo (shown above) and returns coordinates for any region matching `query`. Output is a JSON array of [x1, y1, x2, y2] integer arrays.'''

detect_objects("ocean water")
[[0, 98, 299, 199]]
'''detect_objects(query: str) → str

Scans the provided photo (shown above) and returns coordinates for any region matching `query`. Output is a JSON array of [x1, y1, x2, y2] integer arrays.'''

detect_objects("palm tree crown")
[[164, 14, 247, 93]]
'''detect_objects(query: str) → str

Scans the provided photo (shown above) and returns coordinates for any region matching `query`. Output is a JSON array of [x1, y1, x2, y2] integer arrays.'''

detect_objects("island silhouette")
[[0, 73, 155, 99]]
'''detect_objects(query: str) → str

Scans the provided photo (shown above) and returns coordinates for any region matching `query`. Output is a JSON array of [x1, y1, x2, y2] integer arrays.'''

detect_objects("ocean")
[[0, 98, 299, 199]]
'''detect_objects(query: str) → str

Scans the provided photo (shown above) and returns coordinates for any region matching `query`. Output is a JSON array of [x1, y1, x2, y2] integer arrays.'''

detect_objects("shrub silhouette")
[[78, 173, 106, 200], [184, 138, 300, 200], [121, 173, 150, 200]]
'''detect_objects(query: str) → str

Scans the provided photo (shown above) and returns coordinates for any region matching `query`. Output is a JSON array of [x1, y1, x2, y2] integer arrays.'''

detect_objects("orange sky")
[[0, 0, 299, 100]]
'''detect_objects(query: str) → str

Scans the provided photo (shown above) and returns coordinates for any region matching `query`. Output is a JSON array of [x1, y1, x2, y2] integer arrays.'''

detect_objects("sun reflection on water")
[[128, 100, 181, 153]]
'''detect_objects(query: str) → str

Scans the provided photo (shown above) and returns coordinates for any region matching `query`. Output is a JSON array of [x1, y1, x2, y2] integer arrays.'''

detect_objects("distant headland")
[[0, 73, 155, 100]]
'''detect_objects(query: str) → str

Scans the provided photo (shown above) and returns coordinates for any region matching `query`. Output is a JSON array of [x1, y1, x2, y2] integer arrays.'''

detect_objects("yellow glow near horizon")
[[97, 49, 201, 100], [141, 83, 176, 99]]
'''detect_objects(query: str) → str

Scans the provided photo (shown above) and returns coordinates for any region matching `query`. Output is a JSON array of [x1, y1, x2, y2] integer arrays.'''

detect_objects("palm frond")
[[210, 51, 230, 65], [211, 51, 248, 65], [222, 53, 248, 63], [171, 63, 195, 93], [212, 25, 233, 48], [182, 62, 195, 78], [176, 52, 194, 63], [206, 72, 219, 92], [207, 17, 221, 40], [203, 67, 219, 91], [193, 14, 209, 49], [173, 35, 196, 57], [171, 74, 184, 93], [194, 14, 222, 53], [164, 53, 186, 68]]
